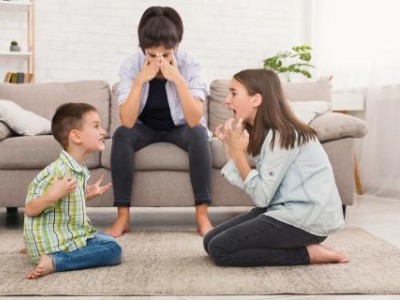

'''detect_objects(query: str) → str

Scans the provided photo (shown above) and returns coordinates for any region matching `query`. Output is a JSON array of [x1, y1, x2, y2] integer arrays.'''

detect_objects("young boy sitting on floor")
[[24, 102, 121, 279]]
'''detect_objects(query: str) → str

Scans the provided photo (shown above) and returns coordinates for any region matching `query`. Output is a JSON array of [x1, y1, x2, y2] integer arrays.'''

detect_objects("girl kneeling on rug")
[[204, 69, 349, 267]]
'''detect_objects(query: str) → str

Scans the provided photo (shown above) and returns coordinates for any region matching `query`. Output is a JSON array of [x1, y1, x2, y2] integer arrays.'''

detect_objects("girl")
[[204, 69, 348, 266]]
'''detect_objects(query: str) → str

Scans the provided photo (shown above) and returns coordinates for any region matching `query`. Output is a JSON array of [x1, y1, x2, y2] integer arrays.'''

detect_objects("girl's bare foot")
[[307, 244, 349, 264], [26, 255, 54, 279], [106, 207, 130, 238], [196, 204, 213, 237]]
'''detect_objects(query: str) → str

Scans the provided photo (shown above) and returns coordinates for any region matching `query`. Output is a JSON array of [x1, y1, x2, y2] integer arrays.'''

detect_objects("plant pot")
[[10, 45, 20, 52]]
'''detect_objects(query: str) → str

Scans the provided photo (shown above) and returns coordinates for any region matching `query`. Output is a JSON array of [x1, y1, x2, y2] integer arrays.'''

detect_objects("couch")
[[0, 79, 367, 212]]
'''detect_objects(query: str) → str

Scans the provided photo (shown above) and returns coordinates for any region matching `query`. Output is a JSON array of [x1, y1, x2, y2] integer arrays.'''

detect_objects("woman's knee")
[[187, 125, 208, 141], [113, 126, 132, 144]]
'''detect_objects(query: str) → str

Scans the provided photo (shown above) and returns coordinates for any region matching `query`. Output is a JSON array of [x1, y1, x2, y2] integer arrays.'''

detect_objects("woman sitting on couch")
[[107, 6, 213, 237]]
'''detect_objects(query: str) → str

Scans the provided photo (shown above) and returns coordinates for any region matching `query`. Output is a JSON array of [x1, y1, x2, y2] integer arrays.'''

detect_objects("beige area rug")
[[0, 227, 399, 296]]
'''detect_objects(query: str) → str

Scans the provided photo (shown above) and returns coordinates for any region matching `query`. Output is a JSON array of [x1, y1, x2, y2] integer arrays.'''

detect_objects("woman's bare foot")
[[307, 244, 349, 264], [26, 255, 54, 279], [106, 207, 130, 238], [196, 204, 213, 237], [20, 247, 27, 254]]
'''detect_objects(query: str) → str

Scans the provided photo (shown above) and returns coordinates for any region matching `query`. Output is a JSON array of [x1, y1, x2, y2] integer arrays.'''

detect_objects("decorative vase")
[[10, 45, 20, 52]]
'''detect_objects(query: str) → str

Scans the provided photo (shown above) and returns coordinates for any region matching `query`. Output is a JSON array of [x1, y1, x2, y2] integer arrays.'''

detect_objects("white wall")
[[1, 0, 309, 85]]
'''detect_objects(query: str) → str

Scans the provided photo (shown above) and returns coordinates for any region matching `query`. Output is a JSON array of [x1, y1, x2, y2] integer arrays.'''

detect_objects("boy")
[[24, 103, 121, 279]]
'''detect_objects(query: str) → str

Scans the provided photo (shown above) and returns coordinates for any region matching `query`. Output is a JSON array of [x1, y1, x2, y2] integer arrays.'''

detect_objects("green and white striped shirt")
[[23, 150, 97, 264]]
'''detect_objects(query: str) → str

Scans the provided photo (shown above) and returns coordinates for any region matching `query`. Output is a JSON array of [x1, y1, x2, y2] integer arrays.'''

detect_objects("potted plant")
[[263, 45, 315, 81], [10, 41, 20, 52]]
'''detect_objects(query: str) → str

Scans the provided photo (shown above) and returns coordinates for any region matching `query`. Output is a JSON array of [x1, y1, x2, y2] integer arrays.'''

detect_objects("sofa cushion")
[[310, 112, 368, 142], [281, 80, 331, 102], [0, 135, 100, 169], [0, 121, 13, 141], [0, 99, 51, 136], [207, 79, 332, 133], [207, 80, 234, 134], [0, 81, 111, 137], [289, 101, 331, 124]]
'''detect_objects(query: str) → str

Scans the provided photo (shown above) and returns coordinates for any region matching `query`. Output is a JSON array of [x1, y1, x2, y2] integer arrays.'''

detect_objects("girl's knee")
[[207, 238, 230, 266]]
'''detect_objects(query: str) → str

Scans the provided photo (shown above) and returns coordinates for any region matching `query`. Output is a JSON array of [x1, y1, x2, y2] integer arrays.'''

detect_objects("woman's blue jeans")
[[51, 232, 122, 272]]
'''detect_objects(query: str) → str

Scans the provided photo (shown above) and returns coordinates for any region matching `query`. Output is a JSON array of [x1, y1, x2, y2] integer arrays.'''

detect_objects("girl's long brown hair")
[[233, 69, 317, 156]]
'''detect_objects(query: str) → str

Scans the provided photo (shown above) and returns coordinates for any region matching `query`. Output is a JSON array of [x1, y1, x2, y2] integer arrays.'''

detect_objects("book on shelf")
[[3, 72, 33, 83]]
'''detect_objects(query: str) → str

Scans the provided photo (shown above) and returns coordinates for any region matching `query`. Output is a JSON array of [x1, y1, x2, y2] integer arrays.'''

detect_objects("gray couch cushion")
[[282, 80, 331, 102], [0, 135, 100, 169], [310, 112, 368, 142], [0, 121, 12, 141], [0, 81, 111, 137], [207, 80, 234, 134]]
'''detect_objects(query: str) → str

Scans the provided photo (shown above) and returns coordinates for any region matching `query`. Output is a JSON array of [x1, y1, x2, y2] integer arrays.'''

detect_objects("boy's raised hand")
[[86, 175, 111, 200], [47, 176, 77, 202]]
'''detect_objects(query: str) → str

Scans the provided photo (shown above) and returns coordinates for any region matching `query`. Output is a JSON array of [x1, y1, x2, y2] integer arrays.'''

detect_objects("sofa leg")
[[6, 207, 18, 214], [342, 205, 346, 219]]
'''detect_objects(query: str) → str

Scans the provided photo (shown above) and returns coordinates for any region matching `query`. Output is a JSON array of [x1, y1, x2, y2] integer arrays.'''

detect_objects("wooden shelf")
[[1, 0, 35, 82], [0, 52, 32, 58], [0, 1, 32, 11]]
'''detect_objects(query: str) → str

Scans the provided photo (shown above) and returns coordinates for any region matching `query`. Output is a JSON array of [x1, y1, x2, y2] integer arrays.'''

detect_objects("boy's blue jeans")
[[51, 232, 122, 272]]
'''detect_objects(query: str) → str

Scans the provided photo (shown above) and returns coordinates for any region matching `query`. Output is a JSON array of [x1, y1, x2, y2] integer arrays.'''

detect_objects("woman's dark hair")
[[233, 69, 317, 156], [138, 6, 183, 52]]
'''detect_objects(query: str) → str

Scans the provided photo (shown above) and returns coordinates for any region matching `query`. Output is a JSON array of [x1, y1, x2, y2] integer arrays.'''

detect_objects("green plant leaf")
[[262, 45, 315, 80]]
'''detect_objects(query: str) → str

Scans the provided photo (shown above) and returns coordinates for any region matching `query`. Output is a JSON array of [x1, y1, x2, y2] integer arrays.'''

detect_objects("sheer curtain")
[[311, 0, 400, 198]]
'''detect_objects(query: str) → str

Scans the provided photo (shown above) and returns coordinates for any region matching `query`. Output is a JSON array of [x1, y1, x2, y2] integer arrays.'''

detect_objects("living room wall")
[[0, 0, 310, 84]]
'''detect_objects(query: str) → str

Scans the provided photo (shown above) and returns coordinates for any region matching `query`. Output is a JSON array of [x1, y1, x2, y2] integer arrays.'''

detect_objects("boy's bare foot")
[[106, 207, 130, 238], [307, 244, 349, 264], [26, 255, 54, 279], [196, 204, 213, 237]]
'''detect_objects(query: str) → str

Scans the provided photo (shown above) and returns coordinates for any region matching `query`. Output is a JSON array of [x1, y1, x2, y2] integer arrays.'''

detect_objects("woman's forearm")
[[119, 79, 144, 128], [174, 78, 203, 127]]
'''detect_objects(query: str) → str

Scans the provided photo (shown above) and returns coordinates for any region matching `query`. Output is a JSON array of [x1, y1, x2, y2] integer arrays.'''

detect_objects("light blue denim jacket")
[[221, 131, 345, 236], [118, 50, 208, 129]]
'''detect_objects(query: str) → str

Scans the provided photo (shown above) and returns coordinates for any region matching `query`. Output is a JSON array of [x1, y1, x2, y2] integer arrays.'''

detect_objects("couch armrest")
[[310, 112, 368, 142]]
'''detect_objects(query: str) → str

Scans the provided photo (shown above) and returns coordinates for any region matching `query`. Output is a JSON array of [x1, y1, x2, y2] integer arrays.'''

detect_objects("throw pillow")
[[0, 121, 13, 141], [0, 99, 51, 136], [289, 101, 331, 124], [310, 112, 368, 142]]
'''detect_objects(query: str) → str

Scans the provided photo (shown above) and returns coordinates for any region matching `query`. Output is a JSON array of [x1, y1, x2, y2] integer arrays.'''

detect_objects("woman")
[[204, 69, 348, 266], [107, 6, 213, 237]]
